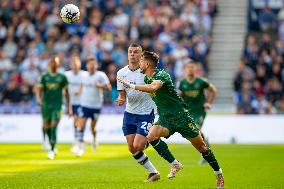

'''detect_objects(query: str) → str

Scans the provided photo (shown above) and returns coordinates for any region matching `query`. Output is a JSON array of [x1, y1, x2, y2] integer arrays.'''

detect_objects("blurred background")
[[0, 0, 283, 144]]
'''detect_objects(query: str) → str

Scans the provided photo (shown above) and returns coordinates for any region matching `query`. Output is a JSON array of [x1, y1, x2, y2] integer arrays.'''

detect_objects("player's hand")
[[36, 99, 42, 106], [203, 103, 212, 110], [116, 97, 126, 106], [95, 82, 104, 89], [117, 78, 130, 88]]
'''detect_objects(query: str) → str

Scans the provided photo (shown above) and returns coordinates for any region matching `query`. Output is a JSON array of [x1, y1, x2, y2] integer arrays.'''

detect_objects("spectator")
[[266, 78, 283, 104], [0, 20, 7, 43], [54, 32, 71, 54], [1, 81, 20, 104], [111, 45, 127, 68], [19, 84, 33, 105], [16, 16, 35, 40], [275, 97, 284, 114], [258, 6, 277, 32], [237, 92, 254, 114], [3, 35, 18, 59], [235, 82, 255, 111], [0, 0, 218, 108], [0, 49, 13, 72], [112, 7, 130, 30], [251, 93, 269, 114]]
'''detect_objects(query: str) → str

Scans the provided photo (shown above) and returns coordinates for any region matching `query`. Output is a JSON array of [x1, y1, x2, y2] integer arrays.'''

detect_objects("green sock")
[[46, 127, 51, 140], [202, 147, 220, 171], [42, 127, 48, 141], [50, 126, 57, 151], [150, 138, 175, 163], [92, 131, 96, 139]]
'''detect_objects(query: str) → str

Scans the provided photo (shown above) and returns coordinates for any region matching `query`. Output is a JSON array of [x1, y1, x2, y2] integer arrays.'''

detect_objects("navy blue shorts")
[[78, 106, 101, 121], [72, 105, 80, 116], [122, 110, 154, 137]]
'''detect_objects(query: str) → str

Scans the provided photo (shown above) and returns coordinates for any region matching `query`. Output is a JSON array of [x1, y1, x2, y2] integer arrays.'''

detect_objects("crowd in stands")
[[234, 0, 284, 114], [0, 0, 217, 111]]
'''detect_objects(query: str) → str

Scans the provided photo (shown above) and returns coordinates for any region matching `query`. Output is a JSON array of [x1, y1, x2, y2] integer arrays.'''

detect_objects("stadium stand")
[[234, 0, 284, 114], [0, 0, 217, 113]]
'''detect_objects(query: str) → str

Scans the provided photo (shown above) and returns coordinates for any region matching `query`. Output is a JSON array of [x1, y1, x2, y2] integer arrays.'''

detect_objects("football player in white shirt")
[[76, 57, 111, 156], [116, 44, 179, 182], [65, 56, 87, 154]]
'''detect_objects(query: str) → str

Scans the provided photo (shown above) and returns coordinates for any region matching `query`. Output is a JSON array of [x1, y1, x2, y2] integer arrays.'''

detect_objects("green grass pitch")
[[0, 144, 283, 189]]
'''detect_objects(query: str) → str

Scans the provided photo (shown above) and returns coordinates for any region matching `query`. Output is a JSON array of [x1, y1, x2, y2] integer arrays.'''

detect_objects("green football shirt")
[[144, 69, 188, 117], [40, 72, 68, 109], [179, 77, 210, 112]]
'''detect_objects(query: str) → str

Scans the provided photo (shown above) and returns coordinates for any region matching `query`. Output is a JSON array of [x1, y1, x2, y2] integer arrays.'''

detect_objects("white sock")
[[133, 151, 158, 173], [171, 159, 179, 165], [214, 168, 223, 175], [143, 160, 158, 174]]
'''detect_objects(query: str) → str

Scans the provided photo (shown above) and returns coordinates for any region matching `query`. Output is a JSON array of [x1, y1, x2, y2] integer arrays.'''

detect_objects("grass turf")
[[0, 144, 283, 189]]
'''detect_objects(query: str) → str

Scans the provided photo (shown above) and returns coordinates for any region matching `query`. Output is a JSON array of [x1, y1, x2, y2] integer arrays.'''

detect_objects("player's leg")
[[76, 117, 87, 156], [123, 112, 159, 182], [90, 110, 100, 151], [178, 114, 224, 189], [189, 133, 224, 189], [147, 124, 182, 179], [75, 107, 88, 156], [195, 112, 209, 164], [90, 119, 97, 151], [132, 134, 160, 182], [71, 105, 80, 153], [41, 106, 51, 150], [49, 110, 61, 151]]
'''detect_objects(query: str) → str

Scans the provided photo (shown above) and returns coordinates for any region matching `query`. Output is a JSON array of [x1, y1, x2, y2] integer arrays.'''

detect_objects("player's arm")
[[35, 83, 43, 106], [204, 83, 217, 109], [76, 83, 83, 96], [62, 76, 72, 116], [118, 78, 163, 93], [96, 82, 112, 92], [96, 73, 112, 92], [64, 87, 73, 116], [116, 90, 126, 106], [177, 81, 184, 98]]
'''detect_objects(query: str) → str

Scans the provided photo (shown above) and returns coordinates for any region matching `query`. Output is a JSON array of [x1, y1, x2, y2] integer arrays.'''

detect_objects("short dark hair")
[[86, 56, 97, 63], [142, 51, 159, 67], [129, 43, 142, 48]]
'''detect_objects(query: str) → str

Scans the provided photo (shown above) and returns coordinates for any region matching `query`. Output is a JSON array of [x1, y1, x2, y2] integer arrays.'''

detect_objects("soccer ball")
[[60, 4, 80, 24]]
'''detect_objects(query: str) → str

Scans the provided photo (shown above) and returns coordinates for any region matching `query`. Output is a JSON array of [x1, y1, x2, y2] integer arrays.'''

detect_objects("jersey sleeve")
[[116, 70, 125, 91], [178, 79, 184, 92], [39, 75, 45, 86], [100, 72, 110, 85], [201, 78, 210, 89], [154, 70, 171, 85], [62, 75, 68, 88]]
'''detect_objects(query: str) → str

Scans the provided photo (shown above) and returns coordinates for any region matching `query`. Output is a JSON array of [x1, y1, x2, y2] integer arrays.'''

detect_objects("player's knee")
[[146, 133, 158, 142], [133, 143, 144, 152], [128, 145, 136, 154]]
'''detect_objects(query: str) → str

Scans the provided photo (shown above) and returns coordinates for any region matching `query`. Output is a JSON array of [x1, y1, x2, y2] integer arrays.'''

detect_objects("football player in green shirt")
[[179, 60, 217, 164], [36, 56, 72, 160], [118, 51, 224, 189]]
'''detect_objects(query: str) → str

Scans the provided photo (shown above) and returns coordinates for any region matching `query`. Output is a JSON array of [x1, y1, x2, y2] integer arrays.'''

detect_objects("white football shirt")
[[80, 71, 110, 109], [117, 66, 156, 115], [65, 70, 88, 105]]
